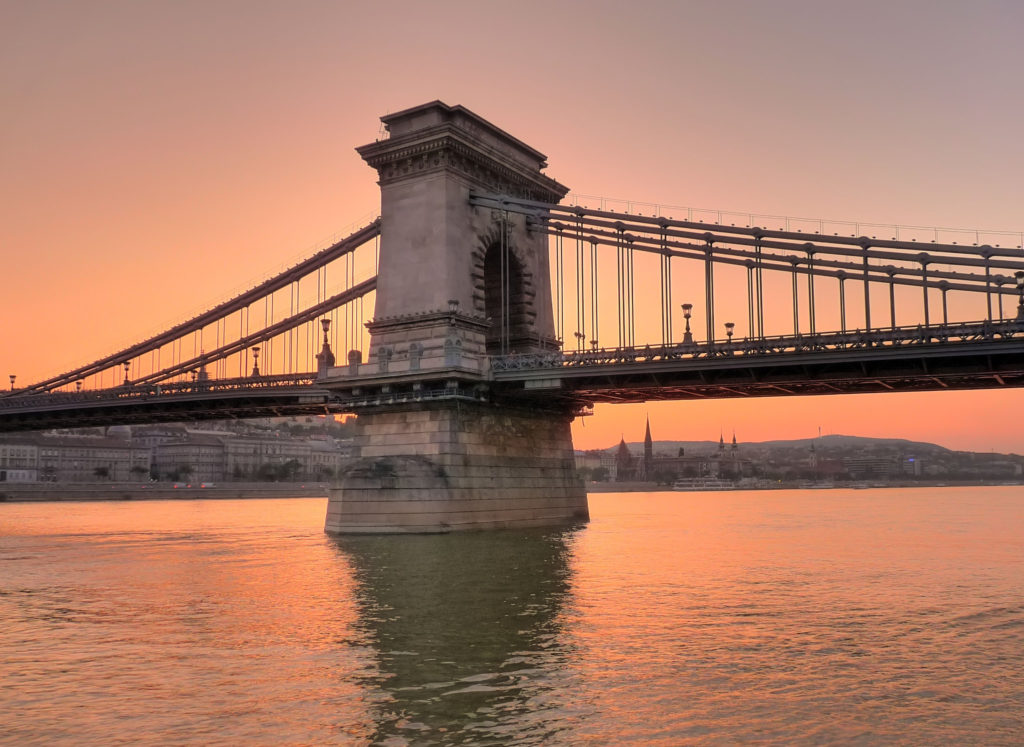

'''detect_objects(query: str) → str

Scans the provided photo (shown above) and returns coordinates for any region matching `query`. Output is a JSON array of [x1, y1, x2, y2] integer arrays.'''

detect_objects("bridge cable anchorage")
[[2, 218, 381, 398]]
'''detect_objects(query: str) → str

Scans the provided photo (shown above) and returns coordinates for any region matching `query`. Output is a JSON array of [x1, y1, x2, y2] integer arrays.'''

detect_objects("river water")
[[2, 487, 1023, 745]]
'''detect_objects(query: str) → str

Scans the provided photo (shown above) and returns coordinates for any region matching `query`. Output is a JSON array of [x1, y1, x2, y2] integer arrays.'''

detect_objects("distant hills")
[[604, 434, 957, 455]]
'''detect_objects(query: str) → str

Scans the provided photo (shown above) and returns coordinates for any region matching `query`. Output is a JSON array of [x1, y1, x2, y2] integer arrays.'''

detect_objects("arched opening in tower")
[[483, 241, 532, 354]]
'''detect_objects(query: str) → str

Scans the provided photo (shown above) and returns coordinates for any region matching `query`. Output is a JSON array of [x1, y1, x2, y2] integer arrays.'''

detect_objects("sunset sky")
[[3, 0, 1024, 452]]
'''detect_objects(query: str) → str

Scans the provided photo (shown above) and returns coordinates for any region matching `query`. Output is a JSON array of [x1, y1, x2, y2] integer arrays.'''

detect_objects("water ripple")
[[1, 490, 1023, 744]]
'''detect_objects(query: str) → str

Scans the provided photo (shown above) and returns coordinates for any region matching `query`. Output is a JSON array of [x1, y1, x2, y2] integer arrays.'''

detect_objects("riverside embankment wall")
[[0, 482, 329, 502]]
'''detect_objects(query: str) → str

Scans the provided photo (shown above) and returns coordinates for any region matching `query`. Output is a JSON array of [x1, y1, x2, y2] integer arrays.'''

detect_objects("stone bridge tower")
[[323, 101, 589, 533]]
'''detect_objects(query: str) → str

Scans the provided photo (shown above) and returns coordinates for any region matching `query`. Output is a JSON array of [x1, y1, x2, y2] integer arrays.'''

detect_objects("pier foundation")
[[325, 401, 588, 534]]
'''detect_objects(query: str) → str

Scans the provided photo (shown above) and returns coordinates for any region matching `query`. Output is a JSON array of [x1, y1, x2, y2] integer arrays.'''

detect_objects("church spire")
[[616, 434, 634, 482], [643, 416, 653, 479]]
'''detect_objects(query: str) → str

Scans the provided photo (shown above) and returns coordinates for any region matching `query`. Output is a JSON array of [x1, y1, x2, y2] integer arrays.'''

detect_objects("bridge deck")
[[491, 320, 1024, 404], [4, 322, 1024, 431], [0, 375, 331, 432]]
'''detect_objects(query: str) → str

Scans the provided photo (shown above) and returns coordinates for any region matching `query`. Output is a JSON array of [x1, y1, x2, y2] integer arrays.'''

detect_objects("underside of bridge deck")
[[0, 388, 333, 433], [492, 337, 1024, 405]]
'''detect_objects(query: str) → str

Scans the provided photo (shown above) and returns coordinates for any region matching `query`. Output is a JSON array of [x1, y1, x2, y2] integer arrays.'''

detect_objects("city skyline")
[[3, 1, 1024, 451]]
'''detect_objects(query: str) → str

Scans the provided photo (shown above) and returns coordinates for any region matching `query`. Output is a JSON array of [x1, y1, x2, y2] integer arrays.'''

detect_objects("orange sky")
[[2, 1, 1024, 452]]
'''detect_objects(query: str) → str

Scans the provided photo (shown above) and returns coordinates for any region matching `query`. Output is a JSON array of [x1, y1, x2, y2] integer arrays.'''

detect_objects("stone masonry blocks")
[[324, 400, 589, 534]]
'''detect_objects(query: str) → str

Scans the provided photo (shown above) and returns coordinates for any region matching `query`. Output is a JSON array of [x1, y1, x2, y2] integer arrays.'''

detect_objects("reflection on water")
[[334, 529, 581, 745], [2, 489, 1024, 745], [0, 499, 379, 744]]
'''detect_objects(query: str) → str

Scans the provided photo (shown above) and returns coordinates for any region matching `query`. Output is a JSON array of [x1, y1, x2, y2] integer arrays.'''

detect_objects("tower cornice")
[[357, 102, 569, 202]]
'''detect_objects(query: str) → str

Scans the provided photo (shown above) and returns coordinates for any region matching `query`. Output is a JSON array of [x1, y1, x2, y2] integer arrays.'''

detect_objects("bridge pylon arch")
[[323, 101, 588, 533]]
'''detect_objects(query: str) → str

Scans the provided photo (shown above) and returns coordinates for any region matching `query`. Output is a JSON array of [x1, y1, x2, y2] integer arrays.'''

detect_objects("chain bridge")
[[3, 101, 1024, 532]]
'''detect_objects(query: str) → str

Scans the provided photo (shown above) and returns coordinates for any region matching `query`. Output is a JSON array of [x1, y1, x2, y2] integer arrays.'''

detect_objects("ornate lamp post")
[[681, 303, 694, 345], [251, 346, 261, 377], [8, 374, 14, 391], [317, 318, 336, 374], [573, 331, 585, 352], [123, 362, 131, 386]]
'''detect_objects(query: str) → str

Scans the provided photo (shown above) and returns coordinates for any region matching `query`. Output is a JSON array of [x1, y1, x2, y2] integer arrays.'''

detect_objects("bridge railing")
[[0, 373, 321, 411], [490, 319, 1024, 371]]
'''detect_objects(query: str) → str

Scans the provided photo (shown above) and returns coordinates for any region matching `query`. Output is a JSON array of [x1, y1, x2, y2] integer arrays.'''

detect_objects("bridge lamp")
[[123, 362, 131, 385], [590, 339, 599, 351], [8, 374, 14, 391], [681, 303, 694, 344], [76, 380, 83, 393], [251, 346, 261, 377], [725, 322, 735, 344], [1016, 271, 1024, 320]]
